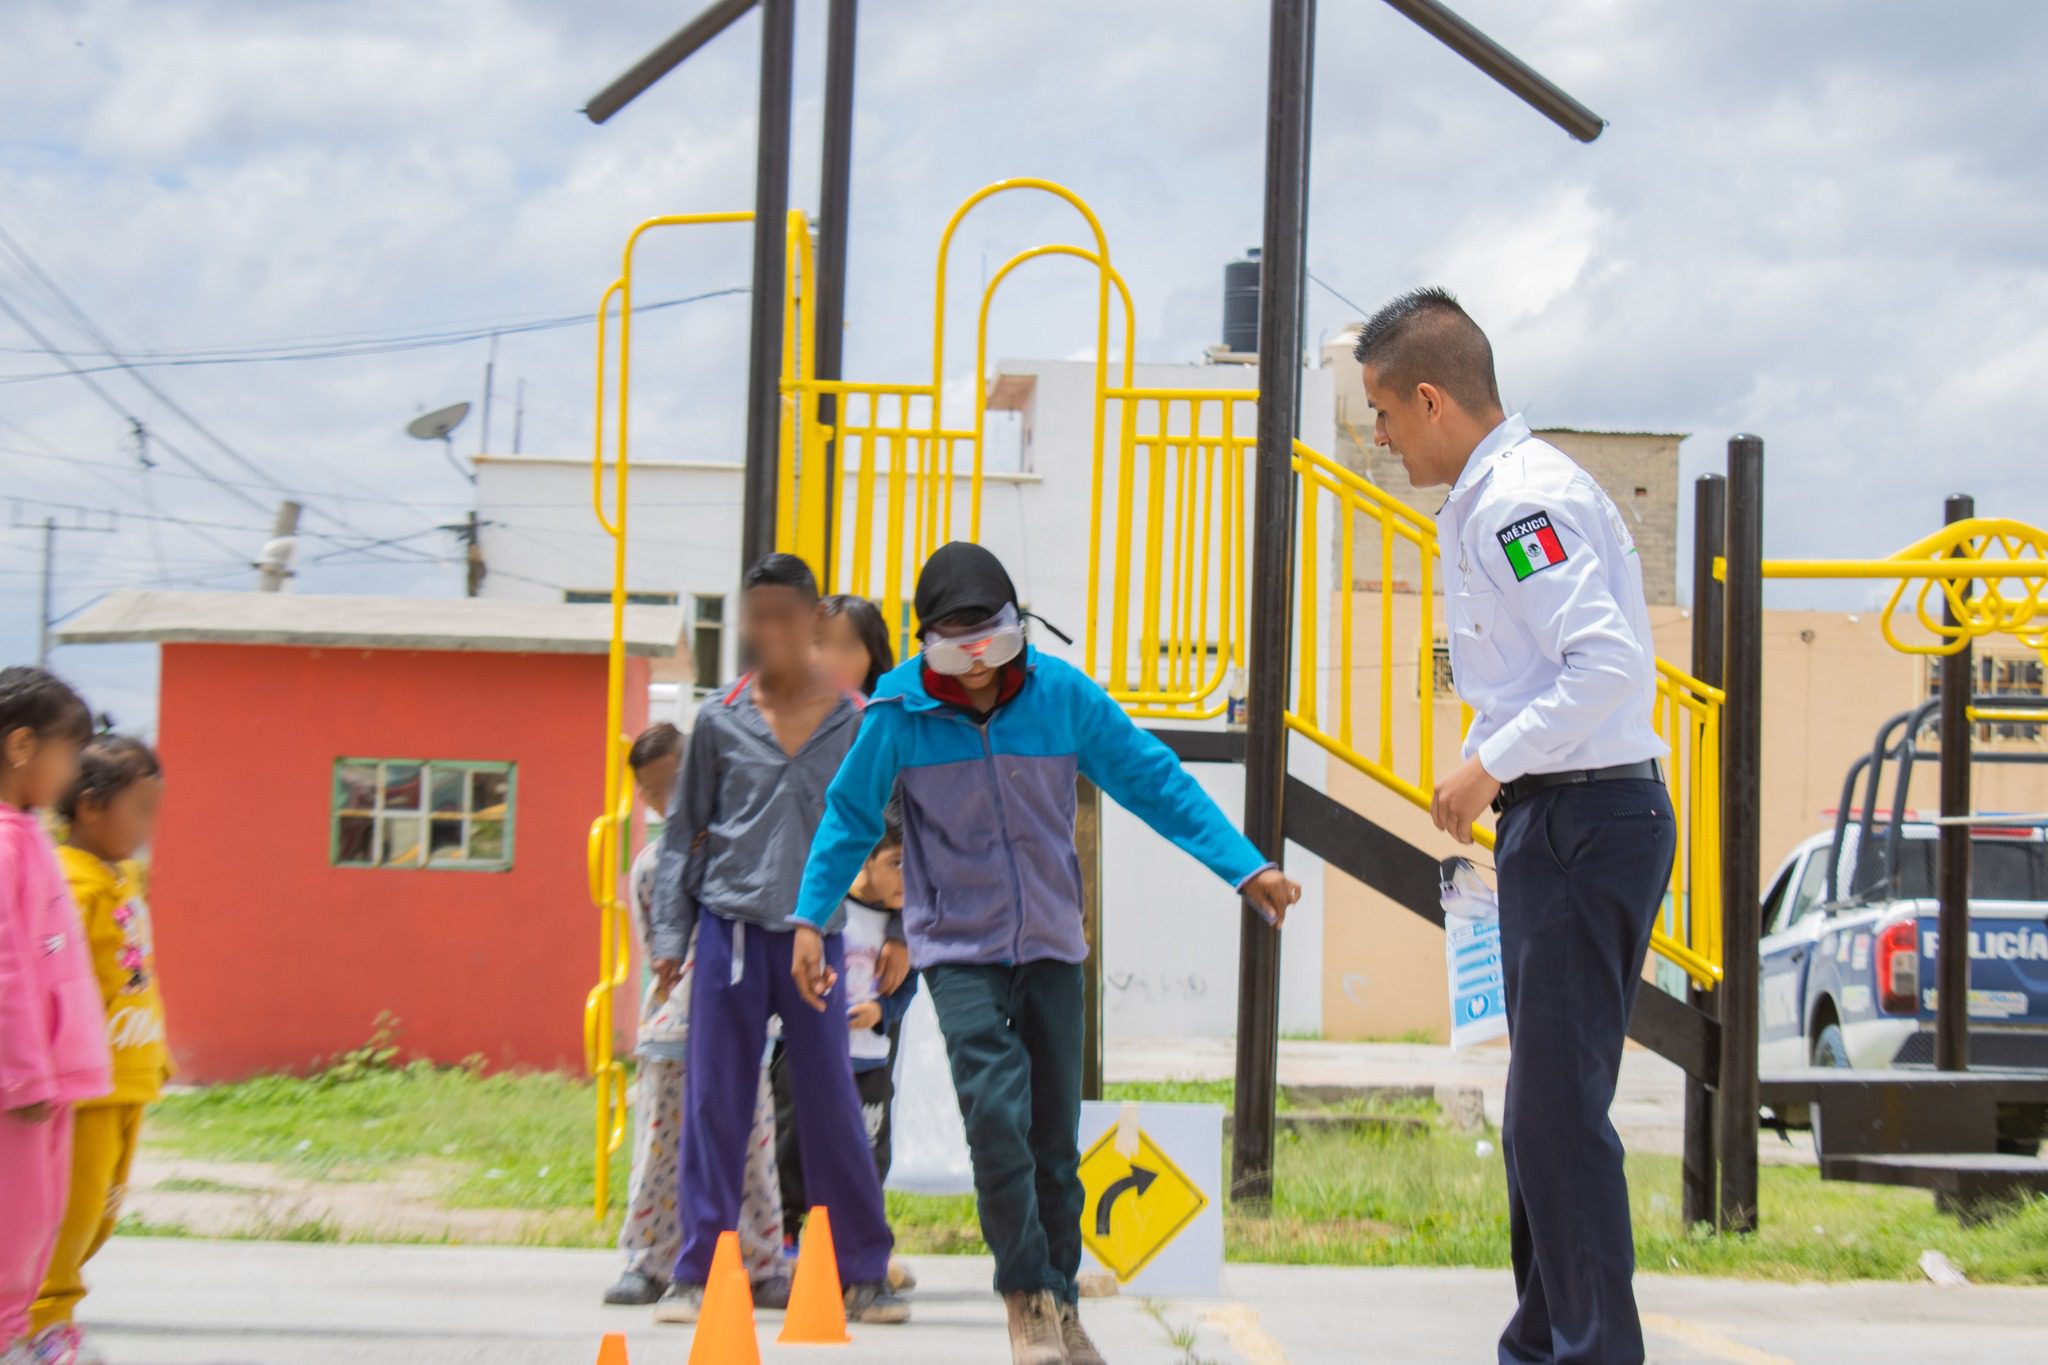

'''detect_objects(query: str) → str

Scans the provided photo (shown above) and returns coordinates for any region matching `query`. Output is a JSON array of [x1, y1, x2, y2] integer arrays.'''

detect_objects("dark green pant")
[[925, 960, 1085, 1302]]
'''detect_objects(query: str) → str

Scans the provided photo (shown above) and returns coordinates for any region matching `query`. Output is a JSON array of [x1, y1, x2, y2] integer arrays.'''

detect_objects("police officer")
[[1357, 288, 1677, 1365]]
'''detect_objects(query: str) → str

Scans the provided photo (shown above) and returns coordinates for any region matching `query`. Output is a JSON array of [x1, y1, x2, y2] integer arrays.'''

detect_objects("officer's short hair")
[[1353, 287, 1501, 415]]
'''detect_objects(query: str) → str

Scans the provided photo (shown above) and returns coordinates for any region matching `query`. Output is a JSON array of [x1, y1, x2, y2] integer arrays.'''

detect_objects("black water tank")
[[1222, 248, 1260, 354]]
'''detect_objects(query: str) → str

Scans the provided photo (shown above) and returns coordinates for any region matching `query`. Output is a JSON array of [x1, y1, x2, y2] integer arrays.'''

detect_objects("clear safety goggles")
[[922, 604, 1026, 676]]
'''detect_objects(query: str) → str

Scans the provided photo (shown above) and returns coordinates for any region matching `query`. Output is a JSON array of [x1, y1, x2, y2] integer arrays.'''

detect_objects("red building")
[[59, 590, 678, 1081]]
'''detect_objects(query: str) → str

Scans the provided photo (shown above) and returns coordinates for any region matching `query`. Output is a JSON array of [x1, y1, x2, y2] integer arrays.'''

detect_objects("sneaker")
[[1003, 1289, 1066, 1365], [887, 1255, 918, 1293], [843, 1279, 912, 1325], [28, 1326, 105, 1365], [651, 1281, 705, 1325], [603, 1267, 666, 1306], [1060, 1301, 1106, 1365], [752, 1275, 792, 1312]]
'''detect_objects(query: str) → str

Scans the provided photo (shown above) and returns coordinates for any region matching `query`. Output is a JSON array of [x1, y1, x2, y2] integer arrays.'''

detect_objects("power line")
[[0, 224, 359, 516], [0, 284, 276, 517], [0, 442, 471, 509], [1306, 268, 1374, 321], [0, 287, 752, 381]]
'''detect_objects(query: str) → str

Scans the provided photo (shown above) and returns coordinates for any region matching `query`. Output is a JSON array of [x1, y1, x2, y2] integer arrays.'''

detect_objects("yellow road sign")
[[1076, 1125, 1209, 1281]]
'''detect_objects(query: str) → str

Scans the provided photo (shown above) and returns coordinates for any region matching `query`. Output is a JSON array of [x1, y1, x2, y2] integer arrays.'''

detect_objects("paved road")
[[87, 1239, 2041, 1364]]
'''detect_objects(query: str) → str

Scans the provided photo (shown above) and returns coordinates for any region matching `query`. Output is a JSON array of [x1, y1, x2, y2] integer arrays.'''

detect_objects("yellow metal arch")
[[586, 210, 754, 1221]]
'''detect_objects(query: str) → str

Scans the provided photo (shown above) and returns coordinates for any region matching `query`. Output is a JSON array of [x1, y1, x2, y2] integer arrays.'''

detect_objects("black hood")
[[914, 542, 1018, 629]]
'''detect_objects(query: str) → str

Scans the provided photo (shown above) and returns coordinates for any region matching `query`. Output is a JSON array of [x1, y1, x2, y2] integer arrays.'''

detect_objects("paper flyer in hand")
[[1441, 857, 1508, 1051]]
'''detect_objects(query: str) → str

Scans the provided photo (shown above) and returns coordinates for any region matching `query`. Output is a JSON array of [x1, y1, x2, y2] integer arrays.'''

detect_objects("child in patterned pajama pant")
[[605, 726, 788, 1309]]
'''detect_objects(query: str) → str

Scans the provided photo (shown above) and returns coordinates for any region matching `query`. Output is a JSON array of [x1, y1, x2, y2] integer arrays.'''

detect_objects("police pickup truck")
[[1759, 820, 2048, 1074]]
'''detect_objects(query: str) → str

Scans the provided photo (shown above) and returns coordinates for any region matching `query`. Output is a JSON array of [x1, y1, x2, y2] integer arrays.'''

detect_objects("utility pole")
[[465, 509, 486, 597], [439, 511, 489, 597], [14, 508, 115, 664], [256, 499, 302, 592], [36, 517, 53, 667], [480, 333, 499, 456]]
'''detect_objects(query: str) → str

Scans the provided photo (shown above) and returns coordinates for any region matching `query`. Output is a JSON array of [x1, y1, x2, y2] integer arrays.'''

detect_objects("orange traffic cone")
[[688, 1264, 761, 1365], [595, 1331, 630, 1365], [778, 1206, 852, 1345], [708, 1230, 745, 1293]]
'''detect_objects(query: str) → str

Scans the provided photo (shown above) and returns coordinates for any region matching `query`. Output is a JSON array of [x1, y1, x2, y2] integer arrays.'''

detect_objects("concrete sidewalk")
[[1108, 1037, 1819, 1164], [84, 1239, 2045, 1364]]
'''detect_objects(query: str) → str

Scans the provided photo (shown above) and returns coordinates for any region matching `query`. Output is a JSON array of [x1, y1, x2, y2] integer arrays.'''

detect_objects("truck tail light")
[[1877, 921, 1918, 1015]]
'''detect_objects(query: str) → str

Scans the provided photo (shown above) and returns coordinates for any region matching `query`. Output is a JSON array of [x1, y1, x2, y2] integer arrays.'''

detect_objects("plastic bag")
[[1442, 857, 1508, 1051]]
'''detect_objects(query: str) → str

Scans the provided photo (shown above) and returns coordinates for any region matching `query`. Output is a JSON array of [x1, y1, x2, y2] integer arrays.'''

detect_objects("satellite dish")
[[406, 401, 471, 443]]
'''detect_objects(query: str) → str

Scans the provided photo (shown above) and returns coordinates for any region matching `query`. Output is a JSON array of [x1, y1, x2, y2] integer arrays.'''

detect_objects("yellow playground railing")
[[1285, 442, 1725, 988], [586, 208, 754, 1221], [586, 180, 1733, 1213], [1726, 517, 2048, 660]]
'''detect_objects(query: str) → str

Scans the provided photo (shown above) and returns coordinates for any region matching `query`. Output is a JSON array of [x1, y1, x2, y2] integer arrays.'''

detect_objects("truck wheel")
[[1811, 1022, 1851, 1069]]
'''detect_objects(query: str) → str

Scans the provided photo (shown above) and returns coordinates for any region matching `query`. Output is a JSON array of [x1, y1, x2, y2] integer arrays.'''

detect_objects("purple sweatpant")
[[676, 913, 891, 1286]]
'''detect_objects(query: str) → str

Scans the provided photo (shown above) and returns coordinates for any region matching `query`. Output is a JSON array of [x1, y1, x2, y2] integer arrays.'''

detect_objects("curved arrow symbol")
[[1094, 1162, 1159, 1235]]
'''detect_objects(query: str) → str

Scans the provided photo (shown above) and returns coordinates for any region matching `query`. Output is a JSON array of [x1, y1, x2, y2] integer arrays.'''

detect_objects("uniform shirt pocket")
[[1450, 587, 1513, 686]]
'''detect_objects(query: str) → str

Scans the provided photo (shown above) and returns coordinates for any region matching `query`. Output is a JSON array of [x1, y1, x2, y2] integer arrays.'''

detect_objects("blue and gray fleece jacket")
[[793, 647, 1270, 967]]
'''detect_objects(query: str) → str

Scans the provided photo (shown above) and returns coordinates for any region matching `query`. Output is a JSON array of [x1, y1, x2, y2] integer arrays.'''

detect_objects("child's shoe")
[[28, 1325, 105, 1365], [843, 1280, 912, 1325], [602, 1267, 665, 1305], [886, 1254, 918, 1292], [1003, 1290, 1066, 1365], [752, 1275, 792, 1311], [650, 1281, 705, 1325], [1060, 1301, 1106, 1365]]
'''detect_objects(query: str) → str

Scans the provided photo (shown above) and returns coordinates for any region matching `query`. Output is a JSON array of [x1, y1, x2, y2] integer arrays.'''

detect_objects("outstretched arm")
[[1071, 675, 1298, 923]]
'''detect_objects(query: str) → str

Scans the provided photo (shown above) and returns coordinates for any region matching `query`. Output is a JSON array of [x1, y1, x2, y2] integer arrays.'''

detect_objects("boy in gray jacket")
[[648, 554, 905, 1326]]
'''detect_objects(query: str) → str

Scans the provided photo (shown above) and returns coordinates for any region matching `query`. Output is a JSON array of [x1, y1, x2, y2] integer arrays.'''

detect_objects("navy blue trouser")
[[676, 913, 892, 1287], [925, 960, 1086, 1303], [1494, 778, 1675, 1365]]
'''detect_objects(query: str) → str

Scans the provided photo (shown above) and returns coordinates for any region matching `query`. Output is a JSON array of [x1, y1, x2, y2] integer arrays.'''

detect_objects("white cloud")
[[3, 0, 2047, 701]]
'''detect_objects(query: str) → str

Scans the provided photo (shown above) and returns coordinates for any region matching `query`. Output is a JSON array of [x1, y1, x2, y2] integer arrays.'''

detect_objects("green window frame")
[[331, 759, 517, 872]]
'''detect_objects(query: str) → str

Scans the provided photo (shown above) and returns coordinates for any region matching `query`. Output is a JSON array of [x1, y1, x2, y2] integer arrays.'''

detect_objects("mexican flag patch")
[[1497, 513, 1567, 580]]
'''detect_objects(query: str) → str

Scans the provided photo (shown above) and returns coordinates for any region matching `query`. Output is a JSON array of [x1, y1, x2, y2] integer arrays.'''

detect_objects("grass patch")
[[139, 1061, 2048, 1281]]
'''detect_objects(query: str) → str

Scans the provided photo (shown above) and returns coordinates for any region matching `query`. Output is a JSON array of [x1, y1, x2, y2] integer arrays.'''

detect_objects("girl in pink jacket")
[[1, 667, 109, 1365]]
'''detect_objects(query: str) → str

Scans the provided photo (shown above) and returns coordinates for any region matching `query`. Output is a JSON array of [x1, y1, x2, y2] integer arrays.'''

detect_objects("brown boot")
[[1003, 1289, 1067, 1365], [1060, 1301, 1107, 1365]]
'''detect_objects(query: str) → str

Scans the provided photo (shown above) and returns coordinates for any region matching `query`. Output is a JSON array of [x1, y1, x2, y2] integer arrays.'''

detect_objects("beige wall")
[[1316, 590, 2048, 1041]]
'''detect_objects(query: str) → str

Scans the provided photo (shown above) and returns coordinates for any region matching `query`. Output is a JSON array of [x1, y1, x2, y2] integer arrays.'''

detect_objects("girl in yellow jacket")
[[31, 736, 167, 1364]]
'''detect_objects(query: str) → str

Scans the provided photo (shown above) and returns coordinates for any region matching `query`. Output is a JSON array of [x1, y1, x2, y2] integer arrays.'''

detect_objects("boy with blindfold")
[[789, 542, 1299, 1365]]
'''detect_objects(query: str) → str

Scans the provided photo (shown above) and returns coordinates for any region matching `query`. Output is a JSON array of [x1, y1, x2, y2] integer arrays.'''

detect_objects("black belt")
[[1492, 759, 1663, 815]]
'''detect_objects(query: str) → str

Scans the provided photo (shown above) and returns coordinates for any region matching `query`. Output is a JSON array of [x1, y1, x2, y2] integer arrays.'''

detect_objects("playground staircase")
[[581, 179, 2048, 1226], [1759, 1070, 2048, 1216], [1153, 728, 1722, 1083]]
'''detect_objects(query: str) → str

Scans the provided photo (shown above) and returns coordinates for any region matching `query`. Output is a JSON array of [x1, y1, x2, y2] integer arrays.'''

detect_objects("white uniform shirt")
[[1435, 414, 1667, 784]]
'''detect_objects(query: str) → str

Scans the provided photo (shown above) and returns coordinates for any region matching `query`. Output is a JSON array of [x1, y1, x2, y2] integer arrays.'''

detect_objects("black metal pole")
[[1378, 0, 1606, 142], [1716, 437, 1763, 1233], [1077, 777, 1105, 1102], [1234, 0, 1312, 1209], [812, 0, 858, 587], [1936, 493, 1975, 1071], [584, 0, 757, 125], [739, 0, 795, 579], [1682, 472, 1726, 1229]]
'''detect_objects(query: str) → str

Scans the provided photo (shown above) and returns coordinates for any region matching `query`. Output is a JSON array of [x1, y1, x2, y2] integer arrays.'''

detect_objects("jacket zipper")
[[973, 719, 1031, 961]]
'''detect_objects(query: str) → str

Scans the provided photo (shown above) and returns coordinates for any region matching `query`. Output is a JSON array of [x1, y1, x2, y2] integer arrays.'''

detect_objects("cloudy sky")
[[4, 0, 2045, 725]]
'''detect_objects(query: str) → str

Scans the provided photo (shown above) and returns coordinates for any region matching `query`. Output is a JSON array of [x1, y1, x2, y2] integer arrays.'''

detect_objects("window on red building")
[[333, 760, 517, 870]]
